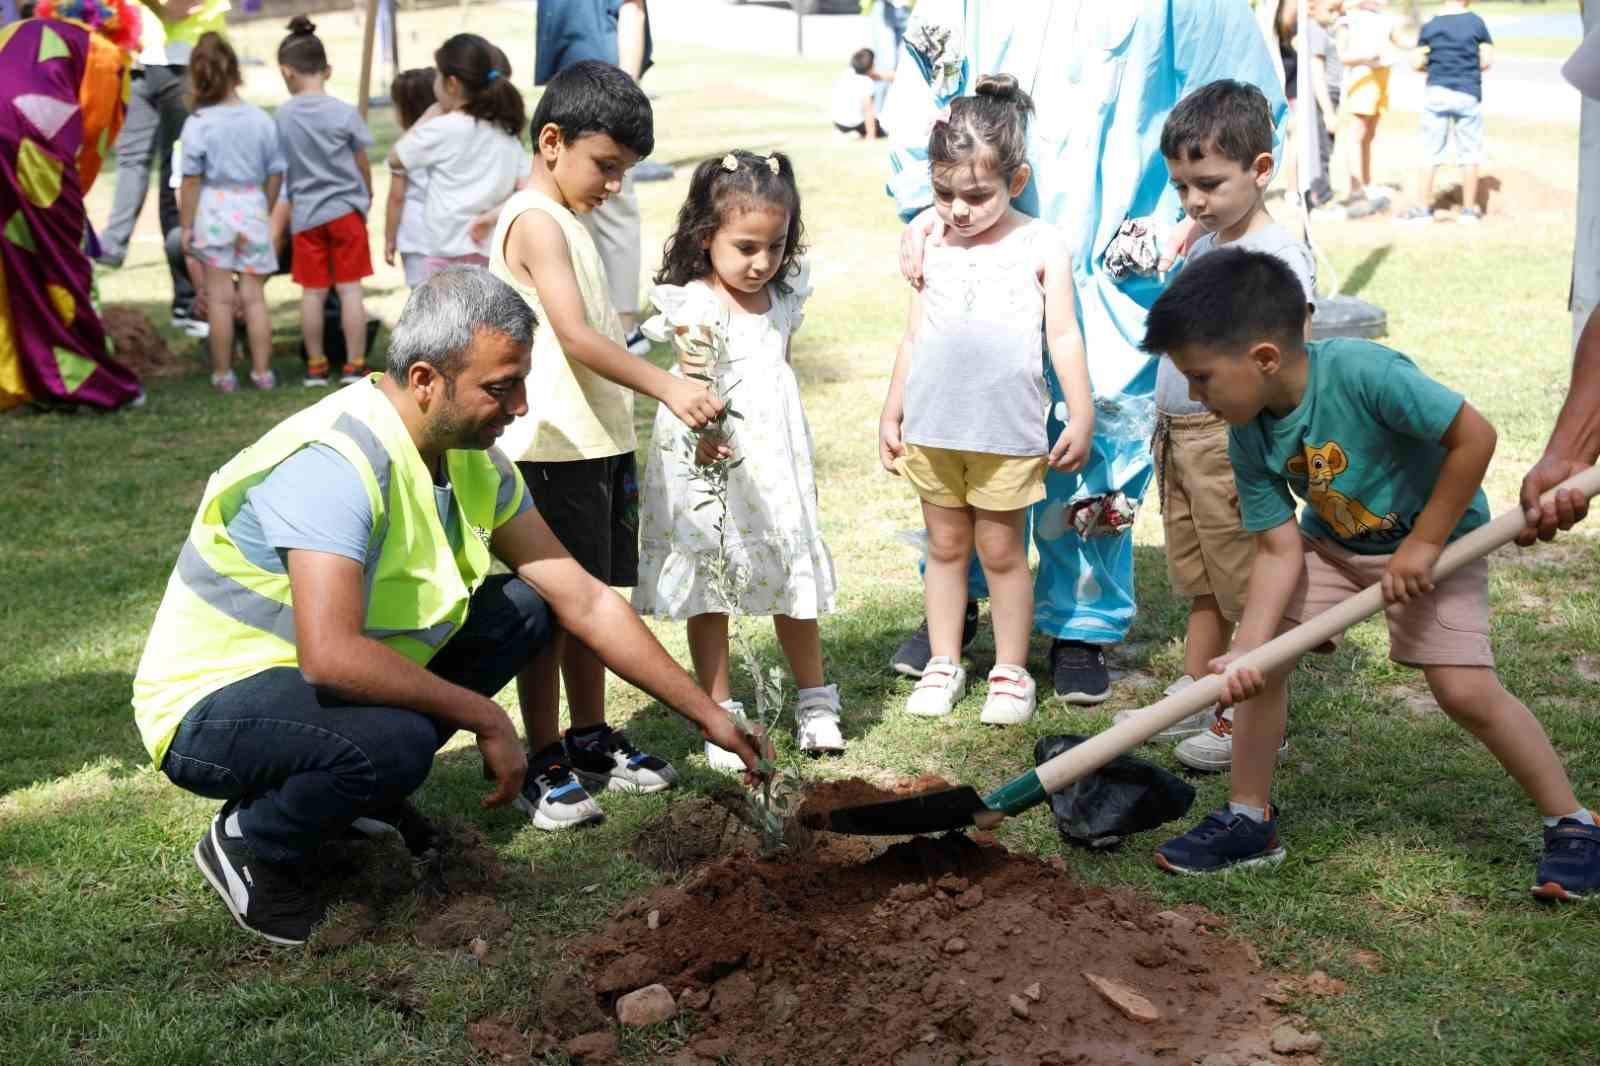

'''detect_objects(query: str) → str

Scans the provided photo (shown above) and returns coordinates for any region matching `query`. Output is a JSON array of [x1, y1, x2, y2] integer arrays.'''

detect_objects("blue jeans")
[[160, 576, 555, 863]]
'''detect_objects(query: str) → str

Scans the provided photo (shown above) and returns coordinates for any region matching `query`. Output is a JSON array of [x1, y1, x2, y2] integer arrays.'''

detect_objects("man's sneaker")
[[906, 656, 966, 717], [1050, 639, 1110, 704], [1459, 206, 1483, 224], [304, 361, 331, 387], [193, 809, 323, 945], [795, 685, 845, 754], [172, 312, 210, 338], [514, 749, 604, 831], [1115, 675, 1216, 741], [1174, 710, 1289, 772], [339, 362, 367, 385], [1155, 806, 1286, 875], [705, 700, 753, 772], [624, 329, 653, 356], [566, 724, 678, 794], [979, 664, 1036, 725], [1532, 817, 1600, 902], [890, 601, 980, 677], [1394, 205, 1433, 224], [348, 799, 440, 856]]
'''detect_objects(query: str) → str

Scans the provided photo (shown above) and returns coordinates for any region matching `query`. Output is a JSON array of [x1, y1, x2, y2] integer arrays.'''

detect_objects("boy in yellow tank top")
[[489, 60, 725, 830]]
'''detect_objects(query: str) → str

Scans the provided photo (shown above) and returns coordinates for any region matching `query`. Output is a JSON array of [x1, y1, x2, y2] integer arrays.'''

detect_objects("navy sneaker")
[[515, 744, 604, 831], [1532, 818, 1600, 902], [1050, 639, 1111, 704], [565, 724, 678, 795], [890, 601, 981, 677], [1155, 806, 1286, 875]]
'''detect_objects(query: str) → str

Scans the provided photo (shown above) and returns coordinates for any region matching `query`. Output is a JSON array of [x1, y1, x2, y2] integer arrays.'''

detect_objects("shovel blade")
[[824, 785, 992, 836]]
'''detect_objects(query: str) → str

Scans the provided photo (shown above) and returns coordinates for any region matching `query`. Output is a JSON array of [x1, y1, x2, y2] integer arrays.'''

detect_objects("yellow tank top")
[[490, 187, 634, 462]]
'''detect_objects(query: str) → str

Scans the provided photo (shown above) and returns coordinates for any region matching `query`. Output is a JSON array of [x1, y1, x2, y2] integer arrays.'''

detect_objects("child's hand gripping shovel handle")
[[1025, 466, 1600, 799]]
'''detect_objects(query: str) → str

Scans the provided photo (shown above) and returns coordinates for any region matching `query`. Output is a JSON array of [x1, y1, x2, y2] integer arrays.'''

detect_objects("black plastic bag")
[[1034, 734, 1196, 850]]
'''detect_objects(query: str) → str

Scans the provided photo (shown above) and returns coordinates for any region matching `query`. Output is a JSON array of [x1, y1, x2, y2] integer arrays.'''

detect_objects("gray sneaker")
[[1115, 675, 1216, 741]]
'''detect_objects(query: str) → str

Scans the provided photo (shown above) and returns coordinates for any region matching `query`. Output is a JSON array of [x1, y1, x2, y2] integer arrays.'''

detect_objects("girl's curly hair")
[[655, 149, 805, 297]]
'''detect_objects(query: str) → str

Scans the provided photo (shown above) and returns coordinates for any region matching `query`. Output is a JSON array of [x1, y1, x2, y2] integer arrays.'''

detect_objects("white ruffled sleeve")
[[776, 258, 813, 335], [641, 281, 722, 342]]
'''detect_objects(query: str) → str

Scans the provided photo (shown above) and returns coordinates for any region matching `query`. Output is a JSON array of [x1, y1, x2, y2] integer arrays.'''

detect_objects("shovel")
[[822, 467, 1600, 836]]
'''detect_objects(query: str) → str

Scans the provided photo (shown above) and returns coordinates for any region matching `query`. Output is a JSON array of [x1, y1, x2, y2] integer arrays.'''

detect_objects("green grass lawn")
[[3, 8, 1598, 1065]]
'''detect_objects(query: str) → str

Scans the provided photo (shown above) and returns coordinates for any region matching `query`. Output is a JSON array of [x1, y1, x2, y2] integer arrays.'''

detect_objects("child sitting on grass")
[[1141, 248, 1599, 902], [1120, 79, 1317, 770]]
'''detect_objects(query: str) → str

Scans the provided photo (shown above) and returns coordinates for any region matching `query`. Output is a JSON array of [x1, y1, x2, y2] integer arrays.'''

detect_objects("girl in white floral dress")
[[634, 149, 842, 767]]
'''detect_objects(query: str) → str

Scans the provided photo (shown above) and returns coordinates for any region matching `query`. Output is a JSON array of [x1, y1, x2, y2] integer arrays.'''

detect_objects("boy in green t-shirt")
[[1139, 248, 1598, 901]]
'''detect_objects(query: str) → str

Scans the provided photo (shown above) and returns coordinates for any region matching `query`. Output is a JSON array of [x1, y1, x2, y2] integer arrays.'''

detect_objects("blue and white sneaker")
[[1155, 806, 1286, 875], [565, 725, 678, 795], [515, 749, 604, 831], [1532, 817, 1600, 902]]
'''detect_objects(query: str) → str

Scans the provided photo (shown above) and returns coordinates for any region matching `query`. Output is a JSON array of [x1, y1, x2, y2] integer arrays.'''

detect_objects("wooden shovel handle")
[[1033, 465, 1600, 797]]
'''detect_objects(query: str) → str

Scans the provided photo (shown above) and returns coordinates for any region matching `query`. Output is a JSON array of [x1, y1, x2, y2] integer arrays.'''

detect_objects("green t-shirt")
[[1226, 338, 1490, 555]]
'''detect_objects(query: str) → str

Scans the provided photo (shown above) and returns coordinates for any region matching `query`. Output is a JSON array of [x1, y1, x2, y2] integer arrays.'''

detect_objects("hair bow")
[[923, 104, 953, 140], [486, 68, 502, 83], [764, 154, 780, 175], [720, 153, 739, 172]]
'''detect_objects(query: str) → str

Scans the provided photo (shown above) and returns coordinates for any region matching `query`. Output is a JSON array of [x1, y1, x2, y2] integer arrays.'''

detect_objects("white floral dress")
[[632, 263, 837, 621]]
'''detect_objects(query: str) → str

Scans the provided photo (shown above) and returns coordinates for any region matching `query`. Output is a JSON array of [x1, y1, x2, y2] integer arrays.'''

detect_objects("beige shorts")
[[1156, 413, 1255, 621], [1285, 536, 1494, 668], [898, 444, 1047, 511]]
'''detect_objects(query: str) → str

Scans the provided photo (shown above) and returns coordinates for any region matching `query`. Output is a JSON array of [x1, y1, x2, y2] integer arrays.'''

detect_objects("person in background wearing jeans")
[[96, 0, 230, 337], [1394, 0, 1492, 225]]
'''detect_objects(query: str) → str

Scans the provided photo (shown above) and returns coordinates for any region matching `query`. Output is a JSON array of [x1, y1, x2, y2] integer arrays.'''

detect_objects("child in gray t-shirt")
[[1124, 80, 1316, 772]]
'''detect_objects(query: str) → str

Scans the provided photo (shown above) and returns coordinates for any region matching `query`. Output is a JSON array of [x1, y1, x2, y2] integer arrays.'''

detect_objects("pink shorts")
[[418, 253, 489, 283], [1284, 536, 1494, 668]]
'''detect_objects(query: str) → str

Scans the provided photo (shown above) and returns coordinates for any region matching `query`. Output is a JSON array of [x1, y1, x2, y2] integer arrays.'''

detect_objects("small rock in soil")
[[1022, 982, 1043, 1002], [565, 1030, 619, 1063], [1133, 942, 1169, 968], [955, 887, 985, 910], [1151, 910, 1196, 934], [1008, 994, 1031, 1020], [678, 987, 711, 1011], [647, 909, 662, 930], [766, 986, 801, 1026], [692, 1036, 734, 1058], [936, 875, 970, 894], [616, 984, 677, 1027], [1082, 972, 1161, 1023], [921, 975, 940, 1004], [943, 937, 968, 954], [1271, 1024, 1325, 1054], [594, 951, 659, 995]]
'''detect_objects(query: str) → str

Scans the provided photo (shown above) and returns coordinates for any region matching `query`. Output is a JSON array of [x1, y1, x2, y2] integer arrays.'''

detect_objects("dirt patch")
[[798, 774, 956, 829], [574, 832, 1303, 1065], [102, 304, 188, 378]]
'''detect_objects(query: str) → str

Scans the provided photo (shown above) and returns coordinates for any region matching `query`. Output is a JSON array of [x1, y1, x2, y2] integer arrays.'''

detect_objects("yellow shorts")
[[897, 444, 1047, 512], [1155, 413, 1255, 621], [1341, 66, 1390, 118]]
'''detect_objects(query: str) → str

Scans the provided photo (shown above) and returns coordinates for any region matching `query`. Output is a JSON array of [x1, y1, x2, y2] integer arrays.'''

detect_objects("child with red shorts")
[[275, 16, 375, 386]]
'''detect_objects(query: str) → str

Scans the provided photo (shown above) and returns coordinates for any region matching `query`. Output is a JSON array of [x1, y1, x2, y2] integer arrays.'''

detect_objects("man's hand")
[[695, 433, 732, 466], [1382, 535, 1442, 605], [1157, 216, 1201, 277], [476, 719, 528, 809], [898, 209, 942, 289], [879, 417, 905, 474], [1208, 650, 1265, 708], [1517, 456, 1591, 546], [1048, 419, 1093, 473], [180, 229, 194, 257], [700, 713, 772, 783], [664, 379, 725, 430]]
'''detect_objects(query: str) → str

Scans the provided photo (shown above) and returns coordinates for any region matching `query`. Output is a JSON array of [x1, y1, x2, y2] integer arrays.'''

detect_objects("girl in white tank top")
[[878, 75, 1095, 727]]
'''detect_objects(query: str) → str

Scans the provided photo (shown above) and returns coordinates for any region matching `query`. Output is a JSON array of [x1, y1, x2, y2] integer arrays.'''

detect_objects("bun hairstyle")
[[655, 149, 806, 296], [435, 33, 526, 140], [277, 14, 328, 74], [927, 73, 1035, 182], [390, 67, 437, 131], [187, 31, 241, 109]]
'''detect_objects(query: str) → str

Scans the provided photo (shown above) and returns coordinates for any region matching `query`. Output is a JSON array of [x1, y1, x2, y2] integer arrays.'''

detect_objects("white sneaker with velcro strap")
[[979, 664, 1037, 725], [906, 656, 967, 717], [795, 684, 845, 754]]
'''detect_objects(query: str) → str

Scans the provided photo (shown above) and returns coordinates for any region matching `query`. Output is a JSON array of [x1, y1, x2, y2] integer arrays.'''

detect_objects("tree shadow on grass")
[[0, 671, 146, 797]]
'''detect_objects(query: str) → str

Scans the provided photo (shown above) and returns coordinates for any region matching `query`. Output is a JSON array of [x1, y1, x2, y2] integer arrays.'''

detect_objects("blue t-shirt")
[[1227, 338, 1490, 556], [535, 0, 653, 85], [225, 443, 533, 576], [274, 93, 376, 233], [1420, 12, 1492, 100], [180, 102, 286, 187]]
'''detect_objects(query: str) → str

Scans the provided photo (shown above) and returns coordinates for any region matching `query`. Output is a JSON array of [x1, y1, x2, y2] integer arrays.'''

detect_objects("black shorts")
[[517, 454, 639, 587]]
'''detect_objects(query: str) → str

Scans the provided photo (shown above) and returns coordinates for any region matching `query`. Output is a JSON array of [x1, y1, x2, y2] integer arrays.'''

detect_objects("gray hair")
[[386, 266, 536, 382]]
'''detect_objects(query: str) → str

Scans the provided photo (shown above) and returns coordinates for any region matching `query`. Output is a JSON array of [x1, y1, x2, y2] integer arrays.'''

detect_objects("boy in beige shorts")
[[1124, 80, 1317, 769], [1140, 248, 1598, 901]]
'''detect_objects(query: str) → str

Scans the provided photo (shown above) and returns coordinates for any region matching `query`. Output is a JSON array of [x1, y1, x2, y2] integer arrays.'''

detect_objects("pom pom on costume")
[[34, 0, 143, 53]]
